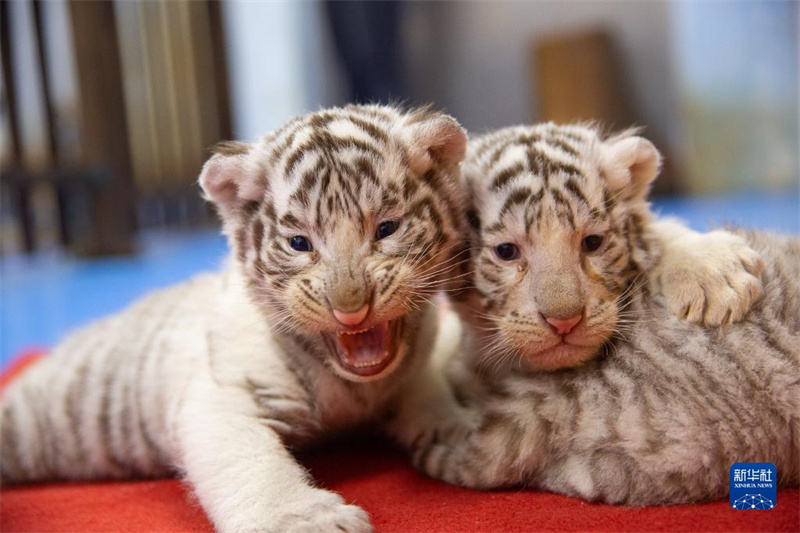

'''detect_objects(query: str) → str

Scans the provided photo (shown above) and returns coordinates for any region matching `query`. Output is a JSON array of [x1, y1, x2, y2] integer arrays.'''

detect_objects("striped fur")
[[461, 123, 763, 370], [0, 104, 469, 533], [405, 124, 799, 504]]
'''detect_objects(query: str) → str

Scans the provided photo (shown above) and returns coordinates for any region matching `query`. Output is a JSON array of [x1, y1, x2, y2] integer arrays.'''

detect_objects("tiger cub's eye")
[[376, 221, 398, 241], [494, 243, 519, 261], [289, 236, 313, 252], [582, 234, 604, 253]]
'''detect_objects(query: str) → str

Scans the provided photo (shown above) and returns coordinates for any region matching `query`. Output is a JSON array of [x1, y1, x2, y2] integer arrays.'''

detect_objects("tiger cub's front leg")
[[383, 369, 479, 486], [380, 308, 478, 478], [649, 219, 764, 326], [176, 379, 372, 533], [385, 315, 550, 491], [403, 399, 544, 491]]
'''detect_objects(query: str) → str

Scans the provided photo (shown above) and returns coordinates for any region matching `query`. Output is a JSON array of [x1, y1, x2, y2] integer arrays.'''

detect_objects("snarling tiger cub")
[[1, 105, 470, 532]]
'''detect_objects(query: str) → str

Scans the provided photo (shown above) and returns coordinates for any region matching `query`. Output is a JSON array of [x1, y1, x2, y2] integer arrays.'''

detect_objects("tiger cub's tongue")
[[336, 323, 389, 368]]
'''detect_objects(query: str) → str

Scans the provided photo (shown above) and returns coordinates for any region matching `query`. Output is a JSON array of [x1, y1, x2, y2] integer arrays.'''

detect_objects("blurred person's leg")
[[324, 0, 404, 103]]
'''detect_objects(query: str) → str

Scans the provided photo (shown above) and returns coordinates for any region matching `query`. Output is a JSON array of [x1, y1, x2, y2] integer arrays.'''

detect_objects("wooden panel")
[[533, 28, 678, 194], [2, 1, 35, 252], [206, 1, 232, 141], [116, 0, 160, 192], [534, 29, 634, 129], [33, 0, 71, 245], [70, 0, 135, 255], [189, 1, 226, 154], [166, 0, 207, 181], [0, 1, 22, 165], [116, 0, 228, 194]]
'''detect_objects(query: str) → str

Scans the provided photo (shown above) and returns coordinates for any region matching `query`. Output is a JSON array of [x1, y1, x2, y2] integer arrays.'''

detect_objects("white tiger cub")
[[0, 108, 766, 532], [399, 123, 799, 505], [0, 105, 472, 533]]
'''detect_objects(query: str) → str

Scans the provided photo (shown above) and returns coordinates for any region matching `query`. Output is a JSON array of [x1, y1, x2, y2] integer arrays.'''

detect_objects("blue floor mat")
[[1, 190, 798, 368], [0, 231, 228, 367]]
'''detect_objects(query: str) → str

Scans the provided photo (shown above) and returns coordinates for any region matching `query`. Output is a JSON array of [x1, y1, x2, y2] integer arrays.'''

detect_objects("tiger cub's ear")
[[399, 111, 468, 174], [600, 132, 662, 202], [199, 141, 266, 216]]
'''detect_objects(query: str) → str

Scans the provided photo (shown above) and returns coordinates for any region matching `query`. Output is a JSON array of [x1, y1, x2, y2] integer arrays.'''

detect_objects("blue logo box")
[[730, 462, 777, 510]]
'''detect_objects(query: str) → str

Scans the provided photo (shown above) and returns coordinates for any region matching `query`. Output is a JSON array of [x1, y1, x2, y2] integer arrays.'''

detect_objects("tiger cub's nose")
[[333, 304, 369, 326], [543, 314, 582, 336]]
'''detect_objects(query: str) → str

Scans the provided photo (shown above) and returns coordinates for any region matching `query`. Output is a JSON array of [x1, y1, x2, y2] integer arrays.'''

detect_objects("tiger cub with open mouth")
[[0, 105, 471, 532], [401, 123, 798, 506]]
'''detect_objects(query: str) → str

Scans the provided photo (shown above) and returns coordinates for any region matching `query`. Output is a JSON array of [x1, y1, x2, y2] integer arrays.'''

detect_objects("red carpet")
[[2, 351, 798, 533]]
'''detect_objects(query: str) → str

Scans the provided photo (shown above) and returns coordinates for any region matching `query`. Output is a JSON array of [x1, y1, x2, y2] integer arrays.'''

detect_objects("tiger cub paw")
[[237, 489, 372, 533], [281, 497, 372, 533], [654, 230, 764, 326], [409, 419, 488, 489]]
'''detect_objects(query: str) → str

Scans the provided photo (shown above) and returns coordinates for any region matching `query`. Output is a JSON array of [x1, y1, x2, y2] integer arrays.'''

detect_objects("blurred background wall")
[[674, 1, 798, 194], [1, 0, 797, 366], [1, 0, 798, 256]]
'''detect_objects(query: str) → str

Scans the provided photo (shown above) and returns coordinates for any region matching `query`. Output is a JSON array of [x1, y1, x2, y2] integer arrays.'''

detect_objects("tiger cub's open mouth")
[[324, 318, 403, 379]]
